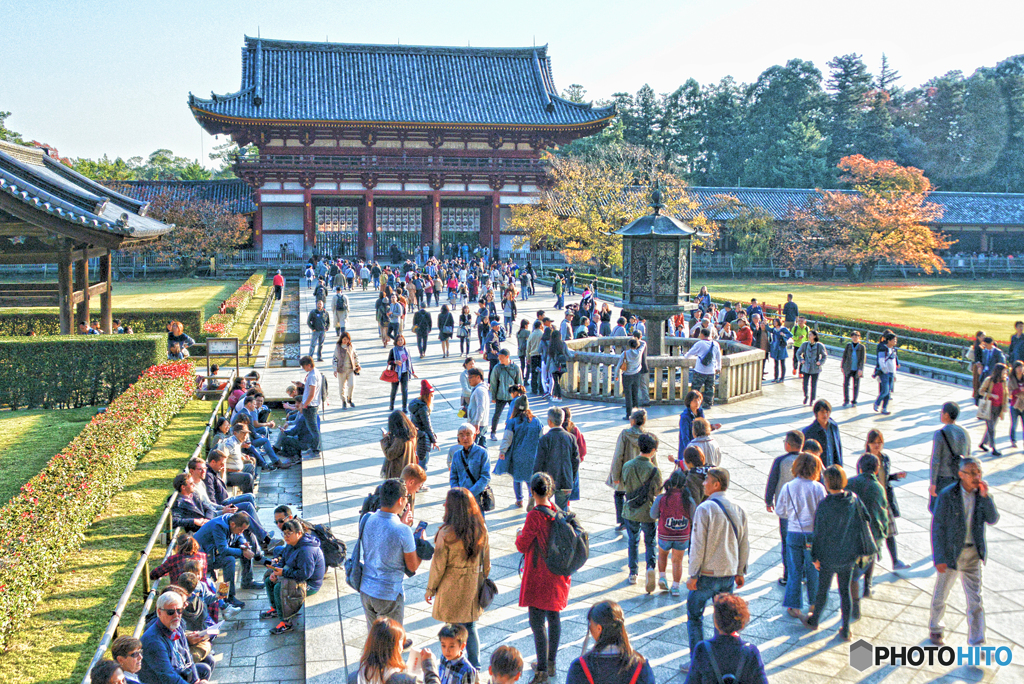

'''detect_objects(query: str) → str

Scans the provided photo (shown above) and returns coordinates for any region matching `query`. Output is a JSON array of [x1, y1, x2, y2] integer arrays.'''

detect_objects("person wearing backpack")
[[684, 594, 768, 684], [565, 601, 654, 684], [333, 287, 349, 335], [651, 469, 694, 598], [683, 468, 749, 670], [622, 433, 663, 594], [515, 472, 570, 684], [684, 328, 721, 409]]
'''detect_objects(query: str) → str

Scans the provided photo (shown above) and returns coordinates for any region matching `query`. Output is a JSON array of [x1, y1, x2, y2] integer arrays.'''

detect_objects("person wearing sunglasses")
[[139, 592, 212, 684], [111, 635, 143, 683]]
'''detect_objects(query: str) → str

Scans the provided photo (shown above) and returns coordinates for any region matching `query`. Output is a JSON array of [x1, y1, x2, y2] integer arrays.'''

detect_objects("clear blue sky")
[[4, 0, 1022, 166]]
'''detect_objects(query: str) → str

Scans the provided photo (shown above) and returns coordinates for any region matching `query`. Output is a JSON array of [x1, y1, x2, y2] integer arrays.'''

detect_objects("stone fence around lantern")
[[560, 335, 765, 405]]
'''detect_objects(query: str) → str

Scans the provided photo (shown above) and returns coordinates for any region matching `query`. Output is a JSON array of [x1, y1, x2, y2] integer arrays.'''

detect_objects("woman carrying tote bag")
[[797, 330, 827, 405]]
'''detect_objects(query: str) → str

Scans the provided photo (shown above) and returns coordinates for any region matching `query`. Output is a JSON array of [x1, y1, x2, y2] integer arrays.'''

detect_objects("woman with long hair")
[[565, 600, 653, 684], [458, 305, 473, 358], [970, 330, 986, 404], [425, 488, 491, 669], [979, 362, 1009, 456], [385, 334, 417, 412], [408, 380, 438, 475], [497, 396, 543, 507], [1009, 360, 1024, 448], [775, 453, 826, 620], [437, 304, 455, 359], [864, 429, 910, 570], [599, 303, 613, 337], [562, 406, 587, 503], [516, 319, 532, 385], [546, 329, 568, 401], [379, 410, 418, 479], [210, 416, 231, 451], [332, 331, 361, 408], [358, 617, 437, 684], [797, 330, 827, 405], [769, 318, 793, 383], [515, 472, 571, 683]]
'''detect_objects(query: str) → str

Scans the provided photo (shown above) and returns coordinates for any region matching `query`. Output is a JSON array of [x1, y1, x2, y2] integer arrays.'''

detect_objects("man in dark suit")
[[979, 336, 1005, 381], [802, 399, 843, 467], [533, 405, 579, 509], [929, 457, 999, 646]]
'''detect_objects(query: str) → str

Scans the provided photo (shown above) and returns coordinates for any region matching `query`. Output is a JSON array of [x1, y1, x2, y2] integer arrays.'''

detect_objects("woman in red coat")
[[516, 472, 571, 683]]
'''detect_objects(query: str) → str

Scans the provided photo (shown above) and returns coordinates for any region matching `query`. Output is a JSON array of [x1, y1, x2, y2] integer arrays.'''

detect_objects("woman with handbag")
[[768, 318, 793, 383], [425, 488, 491, 669], [438, 304, 455, 359], [565, 600, 654, 684], [1009, 361, 1024, 448], [379, 410, 418, 479], [546, 330, 569, 401], [385, 335, 416, 412], [497, 396, 543, 508], [458, 305, 473, 358], [775, 453, 826, 620], [515, 472, 571, 683], [801, 465, 874, 642], [332, 331, 361, 408], [979, 362, 1009, 456], [864, 430, 910, 570], [797, 330, 827, 405]]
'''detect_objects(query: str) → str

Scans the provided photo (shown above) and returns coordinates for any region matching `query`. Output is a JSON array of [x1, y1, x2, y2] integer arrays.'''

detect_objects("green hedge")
[[0, 309, 204, 339], [0, 361, 195, 648], [0, 336, 164, 409]]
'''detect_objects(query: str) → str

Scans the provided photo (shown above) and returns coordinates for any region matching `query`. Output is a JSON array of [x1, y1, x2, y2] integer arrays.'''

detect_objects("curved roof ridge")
[[242, 35, 549, 58]]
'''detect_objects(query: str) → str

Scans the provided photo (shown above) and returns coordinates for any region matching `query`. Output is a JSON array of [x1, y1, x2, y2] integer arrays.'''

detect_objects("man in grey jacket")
[[929, 401, 971, 510], [465, 367, 491, 447], [617, 338, 647, 421], [684, 467, 749, 670]]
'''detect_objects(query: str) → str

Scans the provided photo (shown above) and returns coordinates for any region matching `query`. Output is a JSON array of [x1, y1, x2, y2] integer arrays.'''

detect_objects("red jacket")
[[736, 326, 753, 346], [515, 503, 570, 611], [273, 274, 285, 286]]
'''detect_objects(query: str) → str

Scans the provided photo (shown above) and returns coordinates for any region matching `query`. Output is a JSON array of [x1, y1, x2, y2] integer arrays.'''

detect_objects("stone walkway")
[[228, 282, 1024, 683]]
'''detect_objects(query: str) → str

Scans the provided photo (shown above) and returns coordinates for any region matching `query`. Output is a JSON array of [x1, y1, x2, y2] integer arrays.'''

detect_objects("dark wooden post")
[[100, 250, 113, 333], [57, 250, 73, 334], [74, 254, 90, 328]]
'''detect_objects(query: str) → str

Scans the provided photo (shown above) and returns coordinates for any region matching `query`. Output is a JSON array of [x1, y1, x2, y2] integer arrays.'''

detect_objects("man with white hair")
[[139, 591, 212, 683], [448, 423, 491, 511]]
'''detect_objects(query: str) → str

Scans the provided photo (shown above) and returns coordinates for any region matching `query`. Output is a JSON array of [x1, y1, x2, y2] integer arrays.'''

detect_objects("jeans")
[[530, 356, 542, 393], [625, 520, 656, 574], [234, 505, 267, 541], [777, 518, 788, 580], [415, 331, 428, 356], [875, 371, 894, 410], [520, 356, 529, 384], [808, 564, 855, 632], [461, 622, 480, 669], [389, 372, 410, 411], [802, 372, 819, 402], [250, 437, 280, 465], [361, 592, 405, 632], [843, 371, 861, 403], [274, 284, 282, 300], [527, 607, 561, 673], [475, 431, 487, 448], [387, 322, 400, 342], [301, 406, 321, 453], [554, 489, 570, 510], [692, 371, 715, 407], [504, 315, 514, 335], [783, 531, 818, 610], [267, 580, 319, 620], [982, 417, 999, 451], [1011, 407, 1024, 443], [416, 434, 432, 470], [622, 372, 645, 418], [551, 371, 564, 399], [226, 469, 254, 493], [687, 575, 735, 652], [773, 359, 787, 381], [614, 491, 626, 526], [930, 545, 986, 644], [308, 330, 326, 360], [512, 479, 529, 503], [555, 293, 564, 309], [222, 493, 256, 508], [491, 400, 509, 434]]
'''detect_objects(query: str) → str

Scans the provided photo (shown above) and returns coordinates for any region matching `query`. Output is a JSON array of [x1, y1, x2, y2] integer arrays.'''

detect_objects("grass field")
[[3, 278, 243, 321], [0, 407, 96, 506], [0, 400, 212, 684], [699, 277, 1022, 342]]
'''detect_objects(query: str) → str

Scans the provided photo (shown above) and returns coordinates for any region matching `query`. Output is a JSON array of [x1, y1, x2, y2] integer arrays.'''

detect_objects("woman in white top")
[[776, 453, 827, 619]]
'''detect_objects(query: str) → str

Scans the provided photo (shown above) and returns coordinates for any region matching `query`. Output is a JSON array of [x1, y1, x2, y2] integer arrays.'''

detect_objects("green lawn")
[[700, 278, 1022, 342], [0, 400, 212, 683], [3, 279, 242, 321], [0, 407, 96, 506]]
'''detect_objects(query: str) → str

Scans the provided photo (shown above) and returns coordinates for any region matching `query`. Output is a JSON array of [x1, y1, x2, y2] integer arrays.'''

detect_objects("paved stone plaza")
[[215, 282, 1024, 684]]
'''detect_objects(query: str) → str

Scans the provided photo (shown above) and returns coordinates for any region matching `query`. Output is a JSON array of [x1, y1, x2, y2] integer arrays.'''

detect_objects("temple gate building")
[[188, 37, 613, 260]]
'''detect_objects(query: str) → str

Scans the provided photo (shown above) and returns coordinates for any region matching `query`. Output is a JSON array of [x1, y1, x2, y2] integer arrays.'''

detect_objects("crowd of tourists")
[[90, 254, 1016, 684]]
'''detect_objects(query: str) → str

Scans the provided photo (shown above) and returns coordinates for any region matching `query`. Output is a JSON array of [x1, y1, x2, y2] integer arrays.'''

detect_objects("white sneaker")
[[627, 574, 638, 585]]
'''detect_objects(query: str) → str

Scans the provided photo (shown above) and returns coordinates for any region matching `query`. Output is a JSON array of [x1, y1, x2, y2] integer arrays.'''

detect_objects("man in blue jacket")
[[139, 591, 211, 684], [448, 424, 492, 510], [802, 400, 843, 467], [193, 512, 253, 608], [929, 457, 999, 646]]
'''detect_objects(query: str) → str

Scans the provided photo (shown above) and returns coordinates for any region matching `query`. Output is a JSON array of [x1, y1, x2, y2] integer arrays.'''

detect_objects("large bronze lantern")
[[615, 185, 703, 355]]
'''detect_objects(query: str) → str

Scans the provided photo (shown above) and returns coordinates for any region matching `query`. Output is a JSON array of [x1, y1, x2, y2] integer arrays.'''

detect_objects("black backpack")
[[310, 523, 347, 568], [535, 506, 589, 577]]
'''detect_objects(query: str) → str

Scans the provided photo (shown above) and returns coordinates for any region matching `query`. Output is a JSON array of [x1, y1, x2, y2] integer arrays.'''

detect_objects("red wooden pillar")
[[303, 189, 314, 255], [431, 191, 441, 257], [490, 193, 501, 256], [362, 192, 376, 261], [253, 204, 264, 251]]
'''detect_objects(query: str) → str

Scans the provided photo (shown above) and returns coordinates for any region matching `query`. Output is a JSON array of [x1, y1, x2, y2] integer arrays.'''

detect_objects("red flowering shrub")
[[0, 361, 195, 647], [202, 273, 264, 335]]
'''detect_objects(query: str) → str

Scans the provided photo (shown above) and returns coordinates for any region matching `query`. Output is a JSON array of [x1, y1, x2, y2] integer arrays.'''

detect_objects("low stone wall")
[[562, 336, 765, 405]]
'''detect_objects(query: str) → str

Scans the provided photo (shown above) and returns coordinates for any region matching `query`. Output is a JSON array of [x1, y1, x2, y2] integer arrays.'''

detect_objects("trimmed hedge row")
[[203, 273, 263, 335], [0, 361, 195, 648], [0, 336, 164, 409], [0, 309, 204, 338]]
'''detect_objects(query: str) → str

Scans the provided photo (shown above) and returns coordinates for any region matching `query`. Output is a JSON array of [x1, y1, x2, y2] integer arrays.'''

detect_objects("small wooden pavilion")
[[0, 141, 172, 333]]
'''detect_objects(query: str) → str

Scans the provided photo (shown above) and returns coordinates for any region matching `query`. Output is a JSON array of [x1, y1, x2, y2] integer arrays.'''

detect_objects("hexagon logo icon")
[[850, 639, 873, 672]]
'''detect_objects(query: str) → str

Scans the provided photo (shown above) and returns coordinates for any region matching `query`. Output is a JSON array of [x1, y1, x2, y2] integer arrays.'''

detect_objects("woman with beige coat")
[[425, 488, 490, 670], [379, 410, 418, 479], [607, 409, 652, 532]]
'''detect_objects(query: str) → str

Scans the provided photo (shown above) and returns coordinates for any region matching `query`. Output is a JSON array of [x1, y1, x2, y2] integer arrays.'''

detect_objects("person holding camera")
[[261, 519, 326, 635]]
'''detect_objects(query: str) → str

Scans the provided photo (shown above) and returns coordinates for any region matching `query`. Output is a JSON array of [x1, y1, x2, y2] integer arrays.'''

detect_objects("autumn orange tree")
[[505, 144, 715, 273], [113, 187, 250, 275], [787, 155, 949, 281]]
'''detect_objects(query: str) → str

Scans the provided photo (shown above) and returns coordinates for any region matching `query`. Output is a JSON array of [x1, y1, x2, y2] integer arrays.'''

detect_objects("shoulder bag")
[[459, 450, 495, 511], [477, 548, 498, 609], [977, 392, 994, 422], [344, 513, 370, 592]]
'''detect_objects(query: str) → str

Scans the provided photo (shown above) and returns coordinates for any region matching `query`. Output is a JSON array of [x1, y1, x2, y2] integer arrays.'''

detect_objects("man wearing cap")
[[484, 319, 502, 375], [489, 348, 524, 441]]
